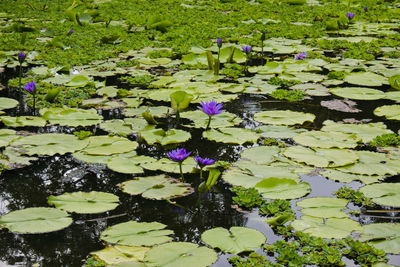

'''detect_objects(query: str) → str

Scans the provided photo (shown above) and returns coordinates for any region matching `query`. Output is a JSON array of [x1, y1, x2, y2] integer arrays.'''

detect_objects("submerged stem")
[[205, 115, 212, 131], [18, 63, 22, 91], [200, 167, 203, 181], [179, 162, 184, 182]]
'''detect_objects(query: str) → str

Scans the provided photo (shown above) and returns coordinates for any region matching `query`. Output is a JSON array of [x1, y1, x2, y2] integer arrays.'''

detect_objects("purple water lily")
[[18, 52, 26, 63], [194, 156, 215, 168], [23, 81, 36, 94], [294, 52, 307, 60], [198, 100, 224, 130], [346, 12, 354, 20], [68, 29, 74, 35], [364, 7, 368, 11], [242, 45, 252, 54], [217, 38, 222, 48], [168, 148, 191, 182]]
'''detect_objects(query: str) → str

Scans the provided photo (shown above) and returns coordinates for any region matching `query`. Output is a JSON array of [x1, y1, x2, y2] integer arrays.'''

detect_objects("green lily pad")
[[48, 191, 119, 214], [91, 246, 150, 266], [293, 131, 359, 149], [141, 157, 197, 174], [296, 197, 349, 218], [344, 72, 387, 87], [359, 183, 400, 207], [145, 242, 218, 267], [0, 129, 17, 147], [119, 175, 194, 200], [291, 216, 362, 239], [107, 155, 155, 174], [240, 146, 280, 164], [181, 110, 242, 129], [81, 136, 138, 156], [121, 98, 142, 108], [1, 116, 47, 127], [254, 178, 310, 199], [0, 207, 72, 234], [321, 120, 393, 143], [359, 223, 400, 254], [336, 151, 400, 176], [139, 128, 191, 146], [10, 133, 89, 156], [330, 87, 386, 100], [100, 221, 174, 246], [283, 146, 359, 167], [203, 128, 259, 144], [374, 105, 400, 121], [255, 125, 307, 139], [254, 110, 315, 125], [0, 147, 38, 168], [65, 74, 92, 87], [99, 119, 155, 136], [40, 107, 103, 127], [0, 97, 18, 110], [97, 86, 118, 97], [201, 227, 266, 254], [385, 91, 400, 103], [320, 169, 384, 184]]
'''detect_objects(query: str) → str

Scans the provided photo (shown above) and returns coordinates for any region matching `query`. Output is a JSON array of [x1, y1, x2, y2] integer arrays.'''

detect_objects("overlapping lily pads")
[[119, 175, 194, 200], [254, 110, 315, 125], [374, 105, 400, 121], [1, 116, 47, 127], [359, 183, 400, 207], [344, 72, 387, 87], [292, 131, 359, 149], [296, 197, 349, 218], [203, 127, 259, 144], [330, 87, 386, 100], [254, 178, 311, 199], [79, 136, 138, 156], [40, 107, 103, 126], [320, 169, 384, 184], [91, 246, 150, 266], [181, 110, 242, 129], [139, 128, 191, 146], [359, 223, 400, 254]]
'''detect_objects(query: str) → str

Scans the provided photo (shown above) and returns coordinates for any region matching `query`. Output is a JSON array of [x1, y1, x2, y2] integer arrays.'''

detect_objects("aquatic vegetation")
[[294, 52, 307, 60], [23, 81, 37, 113], [168, 148, 192, 181], [194, 156, 215, 181], [334, 187, 373, 207], [270, 89, 305, 102], [198, 100, 224, 130]]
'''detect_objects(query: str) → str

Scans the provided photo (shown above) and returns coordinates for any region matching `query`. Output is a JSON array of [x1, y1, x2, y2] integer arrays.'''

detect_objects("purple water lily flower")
[[242, 45, 252, 54], [294, 52, 307, 60], [198, 100, 224, 116], [194, 156, 215, 168], [364, 7, 368, 11], [168, 148, 191, 162], [217, 38, 222, 48], [346, 12, 354, 20], [18, 52, 26, 63], [68, 29, 74, 35], [23, 81, 36, 94]]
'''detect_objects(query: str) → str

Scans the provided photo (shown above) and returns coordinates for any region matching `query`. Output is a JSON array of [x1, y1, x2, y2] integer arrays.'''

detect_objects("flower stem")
[[18, 63, 22, 91], [205, 115, 212, 131], [176, 109, 180, 124], [200, 167, 203, 181], [33, 95, 36, 116], [217, 47, 220, 61], [179, 162, 184, 182]]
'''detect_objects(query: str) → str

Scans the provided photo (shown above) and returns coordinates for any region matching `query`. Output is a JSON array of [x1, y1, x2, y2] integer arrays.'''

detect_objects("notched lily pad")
[[80, 136, 138, 156], [203, 128, 259, 144], [40, 107, 103, 127], [359, 183, 400, 207], [293, 131, 359, 149], [139, 128, 191, 146], [0, 97, 18, 110], [254, 178, 310, 200], [374, 105, 400, 121], [254, 110, 315, 126], [296, 197, 349, 218], [1, 116, 47, 127], [359, 223, 400, 254], [91, 246, 150, 266]]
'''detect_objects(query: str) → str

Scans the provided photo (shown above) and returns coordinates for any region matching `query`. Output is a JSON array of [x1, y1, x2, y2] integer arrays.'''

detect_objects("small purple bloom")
[[242, 45, 252, 54], [23, 81, 36, 94], [194, 156, 215, 168], [294, 52, 307, 60], [346, 12, 354, 20], [68, 29, 74, 35], [18, 52, 26, 63], [217, 38, 222, 48], [198, 100, 224, 116], [364, 7, 368, 11], [168, 148, 191, 162]]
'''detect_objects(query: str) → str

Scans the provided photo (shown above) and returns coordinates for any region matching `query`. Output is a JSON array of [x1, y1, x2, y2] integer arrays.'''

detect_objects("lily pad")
[[40, 107, 103, 127], [283, 146, 359, 167], [344, 72, 387, 87], [201, 227, 266, 254], [240, 146, 280, 164], [0, 129, 17, 147], [100, 119, 155, 136], [119, 175, 194, 200], [254, 110, 315, 125], [48, 191, 119, 214], [203, 128, 259, 144], [141, 157, 197, 174], [181, 110, 242, 129], [81, 136, 138, 156], [100, 221, 173, 246], [254, 178, 310, 199], [330, 87, 385, 100], [359, 223, 400, 254], [107, 155, 155, 174], [1, 116, 47, 127], [291, 216, 362, 239], [296, 197, 349, 218], [255, 125, 307, 139], [359, 183, 400, 207], [320, 169, 384, 184], [139, 128, 191, 146], [91, 246, 150, 266], [145, 242, 218, 267], [293, 131, 359, 149], [10, 133, 89, 156], [374, 105, 400, 121], [0, 97, 18, 110], [0, 207, 72, 234]]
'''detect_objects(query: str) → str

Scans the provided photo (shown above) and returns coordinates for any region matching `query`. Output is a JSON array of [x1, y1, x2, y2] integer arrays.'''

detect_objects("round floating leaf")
[[11, 133, 89, 156], [170, 90, 193, 112], [1, 116, 47, 127], [291, 216, 362, 239], [344, 72, 387, 87], [107, 155, 155, 174], [240, 146, 280, 164], [0, 129, 17, 147], [385, 91, 400, 103], [255, 125, 307, 139], [336, 151, 400, 175], [81, 136, 138, 156], [320, 169, 384, 184], [91, 246, 150, 266], [297, 197, 349, 218], [202, 227, 266, 254], [283, 146, 359, 167], [100, 119, 155, 136], [48, 191, 119, 214], [41, 107, 103, 126], [359, 183, 400, 207], [359, 223, 400, 254], [293, 131, 359, 149], [389, 74, 400, 90], [254, 110, 315, 126], [0, 97, 18, 110], [203, 127, 259, 144], [145, 242, 217, 267], [65, 74, 91, 87], [254, 178, 310, 199], [329, 87, 385, 100], [321, 120, 393, 143], [0, 207, 72, 234], [141, 157, 197, 174], [181, 110, 242, 129], [119, 175, 194, 200], [139, 128, 191, 146], [101, 221, 173, 246], [374, 105, 400, 121]]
